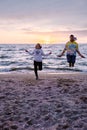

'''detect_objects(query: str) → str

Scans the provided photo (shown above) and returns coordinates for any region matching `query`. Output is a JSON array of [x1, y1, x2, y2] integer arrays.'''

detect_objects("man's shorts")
[[67, 54, 76, 64]]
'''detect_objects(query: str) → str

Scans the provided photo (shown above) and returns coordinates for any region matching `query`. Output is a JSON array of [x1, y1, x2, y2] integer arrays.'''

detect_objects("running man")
[[25, 43, 51, 80]]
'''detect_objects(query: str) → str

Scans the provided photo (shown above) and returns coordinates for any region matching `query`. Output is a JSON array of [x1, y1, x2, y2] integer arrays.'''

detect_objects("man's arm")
[[25, 50, 34, 55], [76, 49, 85, 58], [41, 50, 52, 56]]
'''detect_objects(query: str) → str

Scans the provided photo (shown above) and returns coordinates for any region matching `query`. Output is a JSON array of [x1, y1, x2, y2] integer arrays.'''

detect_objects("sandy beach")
[[0, 72, 87, 130]]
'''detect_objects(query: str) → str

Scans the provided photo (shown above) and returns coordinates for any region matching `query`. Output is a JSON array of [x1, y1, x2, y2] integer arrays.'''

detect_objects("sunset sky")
[[0, 0, 87, 44]]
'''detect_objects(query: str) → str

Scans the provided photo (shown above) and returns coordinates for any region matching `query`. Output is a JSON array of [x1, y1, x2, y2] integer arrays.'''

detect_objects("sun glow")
[[44, 37, 51, 44], [0, 29, 87, 44], [38, 36, 57, 44]]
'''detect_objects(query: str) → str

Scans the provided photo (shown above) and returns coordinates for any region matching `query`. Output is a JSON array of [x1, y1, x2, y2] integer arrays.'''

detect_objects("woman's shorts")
[[34, 61, 42, 70], [67, 54, 76, 64]]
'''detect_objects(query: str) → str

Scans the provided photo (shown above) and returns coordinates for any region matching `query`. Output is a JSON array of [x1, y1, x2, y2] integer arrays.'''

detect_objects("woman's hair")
[[70, 34, 77, 41], [35, 43, 42, 49], [70, 34, 74, 38]]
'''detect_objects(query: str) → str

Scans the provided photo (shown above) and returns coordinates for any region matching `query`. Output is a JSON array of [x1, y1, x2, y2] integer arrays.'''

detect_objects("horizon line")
[[0, 42, 87, 44]]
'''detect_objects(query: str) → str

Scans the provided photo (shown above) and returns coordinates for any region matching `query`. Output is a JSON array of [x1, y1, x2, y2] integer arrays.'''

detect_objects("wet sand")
[[0, 72, 87, 130]]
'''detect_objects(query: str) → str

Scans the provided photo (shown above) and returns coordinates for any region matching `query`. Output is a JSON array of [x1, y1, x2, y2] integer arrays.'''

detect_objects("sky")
[[0, 0, 87, 44]]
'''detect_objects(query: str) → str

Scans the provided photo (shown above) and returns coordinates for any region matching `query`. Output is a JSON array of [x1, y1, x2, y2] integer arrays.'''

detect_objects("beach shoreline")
[[0, 72, 87, 130]]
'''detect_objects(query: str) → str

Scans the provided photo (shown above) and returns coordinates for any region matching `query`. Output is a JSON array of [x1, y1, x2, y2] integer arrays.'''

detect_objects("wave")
[[0, 44, 87, 73], [0, 65, 83, 73], [10, 67, 34, 71], [0, 55, 10, 59], [44, 66, 82, 72], [56, 67, 82, 72]]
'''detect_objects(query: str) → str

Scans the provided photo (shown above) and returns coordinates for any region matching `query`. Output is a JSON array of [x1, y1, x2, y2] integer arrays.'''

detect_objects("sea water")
[[0, 44, 87, 73]]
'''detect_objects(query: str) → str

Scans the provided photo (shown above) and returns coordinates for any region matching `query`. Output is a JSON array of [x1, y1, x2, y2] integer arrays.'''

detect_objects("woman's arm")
[[76, 49, 85, 58], [58, 43, 67, 57], [58, 48, 66, 57]]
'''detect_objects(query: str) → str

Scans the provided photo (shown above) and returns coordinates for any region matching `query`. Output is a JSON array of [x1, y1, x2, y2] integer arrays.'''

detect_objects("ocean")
[[0, 44, 87, 73]]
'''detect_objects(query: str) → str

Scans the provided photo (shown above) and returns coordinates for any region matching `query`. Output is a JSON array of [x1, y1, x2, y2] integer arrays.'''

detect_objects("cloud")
[[22, 29, 87, 38], [0, 0, 87, 20], [0, 0, 87, 43]]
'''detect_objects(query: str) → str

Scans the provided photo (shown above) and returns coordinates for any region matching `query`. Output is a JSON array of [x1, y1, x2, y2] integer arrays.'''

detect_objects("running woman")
[[58, 35, 85, 67], [25, 43, 51, 80]]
